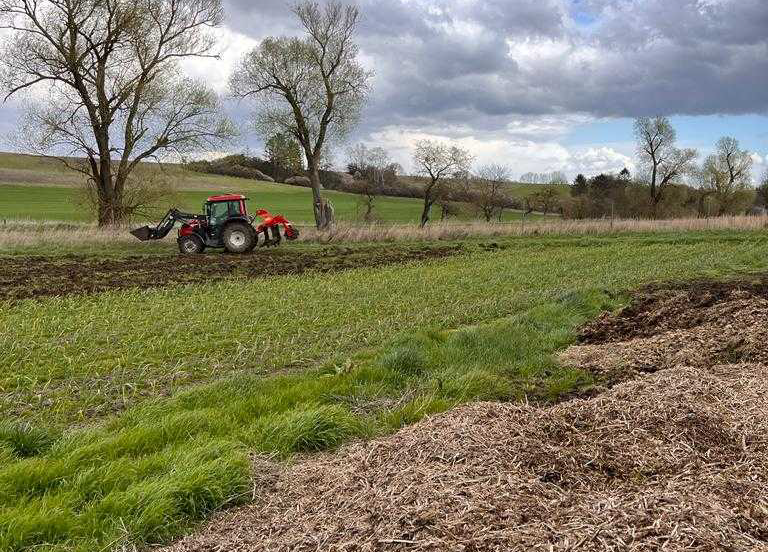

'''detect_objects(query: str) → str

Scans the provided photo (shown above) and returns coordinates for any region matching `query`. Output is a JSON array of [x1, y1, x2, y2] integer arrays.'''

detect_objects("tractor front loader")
[[130, 194, 299, 255]]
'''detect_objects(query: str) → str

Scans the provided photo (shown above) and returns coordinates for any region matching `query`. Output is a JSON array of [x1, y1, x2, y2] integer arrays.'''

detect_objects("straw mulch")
[[164, 283, 768, 552]]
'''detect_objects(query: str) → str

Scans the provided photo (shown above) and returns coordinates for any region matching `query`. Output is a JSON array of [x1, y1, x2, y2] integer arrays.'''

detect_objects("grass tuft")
[[379, 345, 429, 376], [0, 422, 57, 458], [243, 405, 368, 456]]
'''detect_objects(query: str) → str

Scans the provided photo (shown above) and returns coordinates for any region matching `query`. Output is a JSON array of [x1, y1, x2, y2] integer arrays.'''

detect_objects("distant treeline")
[[183, 153, 539, 217], [563, 170, 762, 219]]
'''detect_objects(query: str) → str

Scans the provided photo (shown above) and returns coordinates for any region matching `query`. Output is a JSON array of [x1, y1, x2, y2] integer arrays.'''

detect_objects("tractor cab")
[[203, 195, 249, 239], [205, 195, 248, 224]]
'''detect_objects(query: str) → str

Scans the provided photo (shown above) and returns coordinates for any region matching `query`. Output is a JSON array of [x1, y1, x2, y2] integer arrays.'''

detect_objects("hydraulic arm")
[[130, 209, 205, 241]]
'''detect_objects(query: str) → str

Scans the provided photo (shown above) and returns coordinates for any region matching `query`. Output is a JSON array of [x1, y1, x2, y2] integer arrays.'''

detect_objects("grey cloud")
[[3, 0, 765, 154], [222, 0, 768, 144]]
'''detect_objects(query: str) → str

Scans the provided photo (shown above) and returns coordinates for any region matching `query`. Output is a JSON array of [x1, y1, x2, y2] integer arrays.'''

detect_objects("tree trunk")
[[308, 160, 332, 229], [420, 197, 432, 228], [94, 159, 120, 227], [647, 160, 659, 219]]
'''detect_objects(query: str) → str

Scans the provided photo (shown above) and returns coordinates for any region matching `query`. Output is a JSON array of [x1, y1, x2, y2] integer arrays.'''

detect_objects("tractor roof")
[[206, 194, 248, 202]]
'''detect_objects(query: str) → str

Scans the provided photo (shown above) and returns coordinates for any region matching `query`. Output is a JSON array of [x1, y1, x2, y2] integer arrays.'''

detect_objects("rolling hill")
[[0, 152, 558, 224]]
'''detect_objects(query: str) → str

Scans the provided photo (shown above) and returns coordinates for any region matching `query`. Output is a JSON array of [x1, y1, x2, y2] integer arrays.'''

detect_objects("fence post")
[[610, 200, 615, 232]]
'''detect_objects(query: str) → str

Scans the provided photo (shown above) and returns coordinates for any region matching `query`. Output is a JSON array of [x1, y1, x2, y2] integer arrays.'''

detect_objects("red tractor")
[[130, 194, 299, 254]]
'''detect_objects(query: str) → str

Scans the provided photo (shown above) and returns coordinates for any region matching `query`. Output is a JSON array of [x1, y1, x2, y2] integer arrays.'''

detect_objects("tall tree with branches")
[[412, 139, 472, 227], [346, 143, 391, 221], [634, 116, 697, 217], [231, 1, 372, 229], [472, 164, 511, 222], [0, 0, 235, 226], [699, 137, 754, 215]]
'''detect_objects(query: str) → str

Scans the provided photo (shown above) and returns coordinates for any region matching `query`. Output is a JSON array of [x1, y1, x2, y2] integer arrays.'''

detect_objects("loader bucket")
[[130, 226, 153, 241]]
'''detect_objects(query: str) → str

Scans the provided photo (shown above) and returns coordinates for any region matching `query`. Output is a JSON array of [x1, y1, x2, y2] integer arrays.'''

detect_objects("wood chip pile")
[[165, 282, 768, 551]]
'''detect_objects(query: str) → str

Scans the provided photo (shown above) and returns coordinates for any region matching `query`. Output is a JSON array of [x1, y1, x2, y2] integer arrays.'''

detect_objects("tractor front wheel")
[[178, 235, 204, 255], [222, 222, 256, 254]]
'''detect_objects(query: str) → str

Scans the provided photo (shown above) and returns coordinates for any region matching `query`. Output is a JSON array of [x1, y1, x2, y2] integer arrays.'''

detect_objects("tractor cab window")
[[207, 201, 241, 225]]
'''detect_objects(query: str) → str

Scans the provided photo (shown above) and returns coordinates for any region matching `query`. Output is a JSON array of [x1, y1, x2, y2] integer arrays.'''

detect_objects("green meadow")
[[1, 231, 766, 550]]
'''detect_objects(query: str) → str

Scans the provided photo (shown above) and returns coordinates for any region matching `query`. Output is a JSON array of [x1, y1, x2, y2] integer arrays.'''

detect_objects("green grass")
[[1, 231, 767, 550], [0, 152, 75, 172], [0, 290, 609, 552], [0, 186, 92, 222]]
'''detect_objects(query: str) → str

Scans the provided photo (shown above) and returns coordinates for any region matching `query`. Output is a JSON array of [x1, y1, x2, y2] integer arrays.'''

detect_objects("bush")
[[184, 154, 280, 182]]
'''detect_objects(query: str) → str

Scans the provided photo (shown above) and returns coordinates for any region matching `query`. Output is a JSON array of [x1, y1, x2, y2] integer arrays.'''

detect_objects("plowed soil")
[[579, 275, 768, 345], [0, 245, 462, 302], [163, 276, 768, 552]]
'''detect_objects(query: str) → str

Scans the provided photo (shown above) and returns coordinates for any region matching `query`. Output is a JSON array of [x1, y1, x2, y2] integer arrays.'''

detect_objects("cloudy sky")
[[4, 0, 768, 179]]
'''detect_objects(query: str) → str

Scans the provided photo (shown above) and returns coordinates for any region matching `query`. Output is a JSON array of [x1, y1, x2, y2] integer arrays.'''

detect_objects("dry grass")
[[306, 215, 768, 243], [0, 220, 161, 249], [2, 215, 768, 250], [162, 280, 768, 552]]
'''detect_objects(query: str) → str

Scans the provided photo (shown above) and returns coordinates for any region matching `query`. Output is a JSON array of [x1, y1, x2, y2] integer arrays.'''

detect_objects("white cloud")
[[179, 27, 258, 94], [361, 127, 633, 179], [568, 147, 635, 176], [505, 114, 594, 140]]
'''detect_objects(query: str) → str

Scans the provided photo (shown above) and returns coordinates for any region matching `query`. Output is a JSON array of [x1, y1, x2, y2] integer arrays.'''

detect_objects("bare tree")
[[519, 171, 567, 185], [0, 0, 234, 226], [346, 143, 391, 221], [472, 164, 510, 222], [527, 184, 562, 216], [756, 168, 768, 208], [634, 116, 697, 216], [231, 1, 372, 229], [347, 143, 369, 176], [698, 137, 754, 215], [412, 139, 472, 227]]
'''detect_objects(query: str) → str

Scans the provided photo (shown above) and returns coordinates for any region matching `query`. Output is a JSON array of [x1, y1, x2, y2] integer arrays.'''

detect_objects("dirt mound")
[[565, 278, 768, 383], [580, 275, 768, 345], [0, 245, 460, 302], [164, 279, 768, 552]]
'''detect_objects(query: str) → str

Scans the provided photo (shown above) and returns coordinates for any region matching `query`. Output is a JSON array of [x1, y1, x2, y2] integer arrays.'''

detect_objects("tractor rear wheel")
[[222, 222, 256, 254], [178, 235, 204, 255]]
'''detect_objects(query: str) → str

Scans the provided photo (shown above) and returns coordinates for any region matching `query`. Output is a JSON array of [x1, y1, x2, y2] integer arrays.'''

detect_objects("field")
[[0, 153, 553, 225], [1, 153, 767, 552], [168, 277, 768, 551], [2, 225, 768, 551]]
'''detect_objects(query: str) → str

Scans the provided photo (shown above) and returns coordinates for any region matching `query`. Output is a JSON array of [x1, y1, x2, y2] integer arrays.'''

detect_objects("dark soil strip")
[[579, 275, 768, 344], [0, 245, 463, 302]]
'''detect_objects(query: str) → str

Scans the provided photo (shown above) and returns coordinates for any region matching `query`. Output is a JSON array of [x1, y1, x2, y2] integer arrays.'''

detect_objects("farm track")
[[0, 244, 462, 302], [164, 277, 768, 552]]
